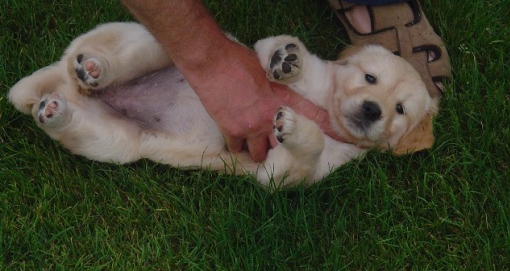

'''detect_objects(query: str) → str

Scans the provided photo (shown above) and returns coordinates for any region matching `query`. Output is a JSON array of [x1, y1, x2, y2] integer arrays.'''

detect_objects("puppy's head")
[[330, 45, 439, 154]]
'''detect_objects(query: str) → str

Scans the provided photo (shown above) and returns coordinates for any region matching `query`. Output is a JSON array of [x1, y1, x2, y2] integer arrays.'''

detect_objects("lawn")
[[1, 0, 509, 270]]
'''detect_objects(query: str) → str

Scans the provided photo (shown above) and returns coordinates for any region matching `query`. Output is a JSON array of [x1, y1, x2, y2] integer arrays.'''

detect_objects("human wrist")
[[121, 0, 231, 76]]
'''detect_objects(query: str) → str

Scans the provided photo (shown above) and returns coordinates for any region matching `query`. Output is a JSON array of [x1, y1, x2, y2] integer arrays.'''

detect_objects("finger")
[[246, 135, 269, 162], [269, 133, 279, 148], [225, 136, 244, 153]]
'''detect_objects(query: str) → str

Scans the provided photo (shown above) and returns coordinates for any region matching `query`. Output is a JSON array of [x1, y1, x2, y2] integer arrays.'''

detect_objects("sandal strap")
[[329, 0, 452, 97]]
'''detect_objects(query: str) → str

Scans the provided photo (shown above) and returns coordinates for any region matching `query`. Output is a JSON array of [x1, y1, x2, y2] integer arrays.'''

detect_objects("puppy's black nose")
[[362, 101, 381, 122]]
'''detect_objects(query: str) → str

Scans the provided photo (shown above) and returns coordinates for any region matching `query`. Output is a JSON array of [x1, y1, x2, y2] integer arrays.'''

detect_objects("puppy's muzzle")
[[348, 100, 382, 132], [362, 101, 381, 122]]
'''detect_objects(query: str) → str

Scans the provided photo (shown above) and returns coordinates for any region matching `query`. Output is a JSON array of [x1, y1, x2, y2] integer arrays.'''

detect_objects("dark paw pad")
[[276, 133, 284, 143], [77, 54, 84, 64], [270, 51, 282, 69], [276, 110, 284, 120]]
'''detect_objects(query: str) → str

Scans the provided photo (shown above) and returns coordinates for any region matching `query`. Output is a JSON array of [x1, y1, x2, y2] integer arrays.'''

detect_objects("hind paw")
[[74, 54, 104, 91], [37, 93, 67, 126]]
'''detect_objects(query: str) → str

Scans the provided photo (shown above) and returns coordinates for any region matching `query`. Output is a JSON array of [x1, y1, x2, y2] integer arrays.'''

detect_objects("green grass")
[[1, 0, 509, 269]]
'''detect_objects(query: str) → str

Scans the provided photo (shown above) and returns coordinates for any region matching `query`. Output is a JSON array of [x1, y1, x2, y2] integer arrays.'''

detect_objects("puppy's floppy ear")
[[392, 112, 435, 155], [338, 45, 364, 59], [335, 45, 364, 65]]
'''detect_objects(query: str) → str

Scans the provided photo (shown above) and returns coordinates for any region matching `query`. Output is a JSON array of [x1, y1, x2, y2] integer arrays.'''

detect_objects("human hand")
[[184, 39, 340, 162]]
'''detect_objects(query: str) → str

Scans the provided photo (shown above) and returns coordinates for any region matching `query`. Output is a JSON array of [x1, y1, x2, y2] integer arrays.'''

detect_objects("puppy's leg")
[[9, 64, 67, 115], [63, 22, 171, 93], [257, 106, 325, 188], [33, 92, 143, 164]]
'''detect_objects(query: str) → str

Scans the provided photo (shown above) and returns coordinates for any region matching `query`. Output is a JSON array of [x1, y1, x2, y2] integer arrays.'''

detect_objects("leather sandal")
[[328, 0, 451, 98]]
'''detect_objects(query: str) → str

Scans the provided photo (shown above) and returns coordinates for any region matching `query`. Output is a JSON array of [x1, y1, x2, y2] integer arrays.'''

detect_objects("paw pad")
[[37, 93, 65, 125], [269, 43, 301, 81], [74, 54, 103, 88]]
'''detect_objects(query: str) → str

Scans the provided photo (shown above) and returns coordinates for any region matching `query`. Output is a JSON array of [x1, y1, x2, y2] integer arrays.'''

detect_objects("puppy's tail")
[[8, 63, 66, 115]]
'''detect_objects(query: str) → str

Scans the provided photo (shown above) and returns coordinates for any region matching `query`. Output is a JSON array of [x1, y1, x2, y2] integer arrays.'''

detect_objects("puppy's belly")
[[92, 66, 209, 135]]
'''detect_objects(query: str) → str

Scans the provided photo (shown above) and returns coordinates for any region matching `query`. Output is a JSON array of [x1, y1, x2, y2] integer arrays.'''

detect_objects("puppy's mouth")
[[347, 117, 370, 136]]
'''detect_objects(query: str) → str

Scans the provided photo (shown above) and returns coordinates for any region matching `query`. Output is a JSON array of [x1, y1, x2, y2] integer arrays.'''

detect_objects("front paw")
[[74, 54, 105, 93], [273, 106, 297, 144], [273, 106, 325, 154], [268, 43, 302, 82], [37, 93, 67, 126]]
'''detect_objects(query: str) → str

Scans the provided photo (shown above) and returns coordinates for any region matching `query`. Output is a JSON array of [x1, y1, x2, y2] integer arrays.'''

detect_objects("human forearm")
[[120, 0, 230, 75]]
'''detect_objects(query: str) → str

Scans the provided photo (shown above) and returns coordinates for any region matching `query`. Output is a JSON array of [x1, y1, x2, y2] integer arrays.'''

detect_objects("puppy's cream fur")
[[9, 23, 437, 188]]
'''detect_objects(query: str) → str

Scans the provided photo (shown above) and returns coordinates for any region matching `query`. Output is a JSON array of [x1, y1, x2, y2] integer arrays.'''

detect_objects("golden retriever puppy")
[[9, 22, 437, 188]]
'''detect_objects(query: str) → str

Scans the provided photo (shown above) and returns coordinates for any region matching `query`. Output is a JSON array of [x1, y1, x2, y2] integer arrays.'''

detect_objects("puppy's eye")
[[365, 74, 376, 84], [396, 103, 405, 115]]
